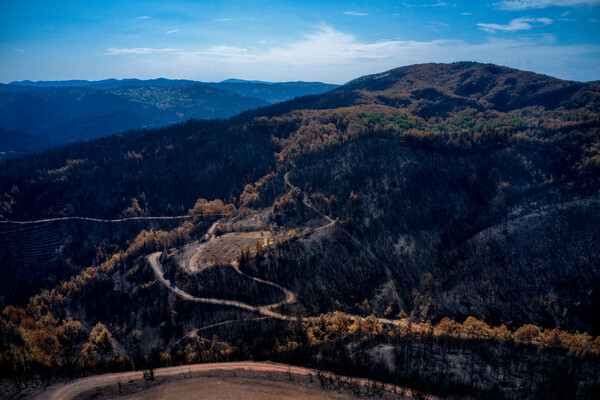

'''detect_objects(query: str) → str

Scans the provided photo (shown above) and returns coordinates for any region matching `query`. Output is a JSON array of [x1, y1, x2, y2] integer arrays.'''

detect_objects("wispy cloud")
[[462, 12, 473, 15], [494, 0, 600, 10], [166, 29, 179, 34], [13, 48, 24, 53], [478, 17, 553, 32], [208, 45, 249, 55], [248, 26, 598, 82], [187, 25, 578, 68], [423, 1, 450, 6], [102, 26, 600, 83], [343, 11, 368, 16], [215, 18, 232, 22], [402, 1, 449, 6], [136, 16, 149, 19], [105, 48, 180, 55], [171, 45, 255, 63]]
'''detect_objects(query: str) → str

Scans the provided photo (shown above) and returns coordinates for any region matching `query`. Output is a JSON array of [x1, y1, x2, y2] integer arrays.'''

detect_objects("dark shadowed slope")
[[0, 79, 338, 156], [1, 61, 599, 329], [0, 84, 268, 151]]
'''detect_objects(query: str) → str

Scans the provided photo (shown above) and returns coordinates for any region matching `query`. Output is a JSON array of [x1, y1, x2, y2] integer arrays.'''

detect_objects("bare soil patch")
[[185, 231, 269, 273], [24, 362, 422, 400], [76, 374, 357, 400]]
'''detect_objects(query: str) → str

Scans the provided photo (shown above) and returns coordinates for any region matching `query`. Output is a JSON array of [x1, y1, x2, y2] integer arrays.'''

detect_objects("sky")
[[1, 0, 599, 84]]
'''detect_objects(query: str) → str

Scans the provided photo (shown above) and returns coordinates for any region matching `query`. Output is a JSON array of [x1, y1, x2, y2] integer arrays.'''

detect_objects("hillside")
[[243, 62, 599, 119], [207, 80, 340, 104], [0, 79, 338, 157], [0, 84, 268, 153], [0, 129, 55, 162], [1, 62, 599, 399]]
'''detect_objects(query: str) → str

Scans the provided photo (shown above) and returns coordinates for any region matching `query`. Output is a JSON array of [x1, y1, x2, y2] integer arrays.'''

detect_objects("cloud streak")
[[105, 48, 180, 55], [103, 26, 600, 83], [166, 29, 179, 34], [494, 0, 600, 10], [478, 17, 553, 32], [422, 1, 450, 6], [343, 11, 368, 16], [401, 1, 449, 6]]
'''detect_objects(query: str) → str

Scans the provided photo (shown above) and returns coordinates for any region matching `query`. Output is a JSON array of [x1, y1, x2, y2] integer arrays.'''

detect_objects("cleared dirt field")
[[25, 362, 428, 400], [75, 375, 357, 400], [187, 231, 270, 272]]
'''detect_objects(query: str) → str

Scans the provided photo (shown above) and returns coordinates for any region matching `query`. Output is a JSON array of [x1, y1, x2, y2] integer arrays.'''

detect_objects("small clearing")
[[187, 231, 269, 272]]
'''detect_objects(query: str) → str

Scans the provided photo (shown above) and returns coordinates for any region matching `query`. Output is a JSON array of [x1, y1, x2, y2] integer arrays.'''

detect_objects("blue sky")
[[1, 0, 599, 83]]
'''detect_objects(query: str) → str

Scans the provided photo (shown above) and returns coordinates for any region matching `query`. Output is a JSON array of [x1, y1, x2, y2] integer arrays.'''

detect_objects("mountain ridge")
[[0, 79, 338, 160], [6, 78, 339, 101], [1, 62, 599, 400]]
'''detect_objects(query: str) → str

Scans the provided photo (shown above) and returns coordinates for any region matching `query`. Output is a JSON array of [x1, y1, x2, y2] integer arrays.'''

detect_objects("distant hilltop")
[[0, 78, 339, 160], [8, 77, 338, 92]]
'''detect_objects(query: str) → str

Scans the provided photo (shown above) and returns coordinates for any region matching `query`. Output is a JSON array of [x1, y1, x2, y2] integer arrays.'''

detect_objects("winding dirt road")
[[283, 170, 335, 229], [148, 249, 400, 325], [146, 168, 403, 325], [143, 169, 329, 322], [26, 361, 440, 400], [147, 252, 295, 320]]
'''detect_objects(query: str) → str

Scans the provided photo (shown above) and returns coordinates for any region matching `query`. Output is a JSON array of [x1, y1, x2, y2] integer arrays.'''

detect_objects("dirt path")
[[165, 317, 269, 351], [148, 234, 398, 326], [145, 167, 406, 326], [147, 252, 295, 321], [285, 168, 405, 313], [0, 215, 199, 225], [25, 361, 439, 400], [284, 170, 335, 229]]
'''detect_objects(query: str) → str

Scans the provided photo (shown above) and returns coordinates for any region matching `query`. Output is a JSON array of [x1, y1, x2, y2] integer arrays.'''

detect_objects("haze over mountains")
[[1, 62, 599, 399], [7, 77, 339, 103], [0, 79, 337, 161]]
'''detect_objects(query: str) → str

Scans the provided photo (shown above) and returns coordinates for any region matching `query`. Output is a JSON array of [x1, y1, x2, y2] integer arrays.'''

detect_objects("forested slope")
[[1, 62, 599, 399], [0, 83, 269, 153]]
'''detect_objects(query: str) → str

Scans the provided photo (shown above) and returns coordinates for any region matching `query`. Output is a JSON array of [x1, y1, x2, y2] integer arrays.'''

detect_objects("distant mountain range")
[[8, 78, 338, 102], [0, 79, 338, 161]]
